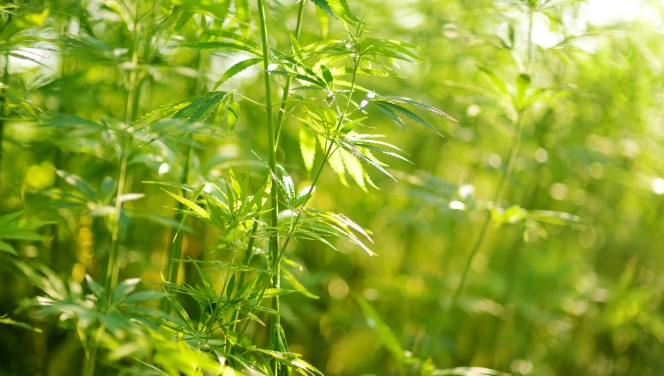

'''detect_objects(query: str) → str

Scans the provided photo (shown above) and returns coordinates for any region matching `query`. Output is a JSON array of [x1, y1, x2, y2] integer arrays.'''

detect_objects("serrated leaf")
[[213, 58, 262, 90], [227, 94, 240, 133], [0, 210, 26, 226], [320, 65, 334, 88], [373, 102, 406, 131], [377, 102, 442, 136], [300, 124, 317, 174], [0, 315, 42, 333]]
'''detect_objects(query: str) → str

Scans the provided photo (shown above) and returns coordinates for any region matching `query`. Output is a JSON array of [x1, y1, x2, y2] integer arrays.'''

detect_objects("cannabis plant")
[[1, 0, 459, 374]]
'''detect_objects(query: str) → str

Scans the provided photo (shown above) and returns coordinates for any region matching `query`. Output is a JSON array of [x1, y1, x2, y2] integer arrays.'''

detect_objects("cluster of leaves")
[[0, 0, 467, 375]]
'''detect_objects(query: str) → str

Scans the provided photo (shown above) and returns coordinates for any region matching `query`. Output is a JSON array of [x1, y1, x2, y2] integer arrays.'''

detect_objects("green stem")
[[104, 1, 142, 293], [256, 0, 281, 363], [105, 154, 128, 293], [163, 48, 206, 288], [424, 111, 523, 358], [235, 55, 361, 351], [0, 51, 8, 189]]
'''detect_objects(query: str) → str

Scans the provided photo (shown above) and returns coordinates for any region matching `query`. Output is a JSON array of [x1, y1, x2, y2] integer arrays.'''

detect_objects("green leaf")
[[193, 261, 215, 297], [162, 189, 210, 219], [281, 267, 319, 299], [122, 290, 167, 305], [354, 294, 405, 362], [226, 94, 240, 133], [0, 315, 42, 333], [0, 9, 49, 41], [86, 274, 106, 300], [112, 278, 141, 306], [320, 65, 334, 89], [327, 146, 349, 186], [478, 67, 509, 95], [100, 176, 117, 204], [377, 101, 442, 136], [182, 41, 260, 55], [373, 102, 406, 131], [0, 230, 44, 241], [311, 0, 336, 20], [167, 295, 195, 331], [516, 73, 531, 109], [300, 124, 317, 174], [56, 170, 100, 202], [0, 241, 17, 255], [375, 95, 457, 122], [213, 58, 262, 90], [340, 148, 368, 191], [226, 275, 235, 299], [0, 210, 26, 226]]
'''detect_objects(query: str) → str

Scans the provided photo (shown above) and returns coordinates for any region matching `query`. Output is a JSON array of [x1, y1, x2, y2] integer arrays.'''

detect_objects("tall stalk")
[[104, 5, 141, 293], [163, 46, 207, 290], [0, 52, 8, 190], [235, 51, 362, 352], [255, 0, 281, 363], [227, 0, 307, 350], [0, 4, 10, 190]]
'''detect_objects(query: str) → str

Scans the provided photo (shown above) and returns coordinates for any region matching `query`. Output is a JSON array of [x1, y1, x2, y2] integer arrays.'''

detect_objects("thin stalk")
[[105, 154, 129, 292], [423, 111, 524, 358], [235, 55, 361, 351], [255, 0, 281, 365], [0, 40, 9, 188], [104, 6, 141, 293], [164, 47, 207, 289]]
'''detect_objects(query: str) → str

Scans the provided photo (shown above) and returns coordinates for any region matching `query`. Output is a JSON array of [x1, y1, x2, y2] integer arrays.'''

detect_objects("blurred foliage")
[[1, 0, 664, 376]]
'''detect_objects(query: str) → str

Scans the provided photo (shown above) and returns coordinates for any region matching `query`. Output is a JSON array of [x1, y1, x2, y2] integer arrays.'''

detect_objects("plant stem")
[[424, 111, 523, 358], [0, 8, 10, 190], [105, 154, 129, 292], [163, 46, 207, 292], [255, 0, 281, 364], [104, 6, 142, 294], [235, 54, 361, 350]]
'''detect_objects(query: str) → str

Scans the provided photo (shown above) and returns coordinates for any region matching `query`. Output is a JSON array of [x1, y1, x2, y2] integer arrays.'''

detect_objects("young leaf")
[[227, 94, 240, 133], [0, 315, 42, 333], [111, 278, 141, 306], [300, 124, 317, 174], [162, 189, 210, 219], [56, 170, 100, 202], [281, 267, 319, 299], [213, 58, 262, 90], [354, 294, 406, 362]]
